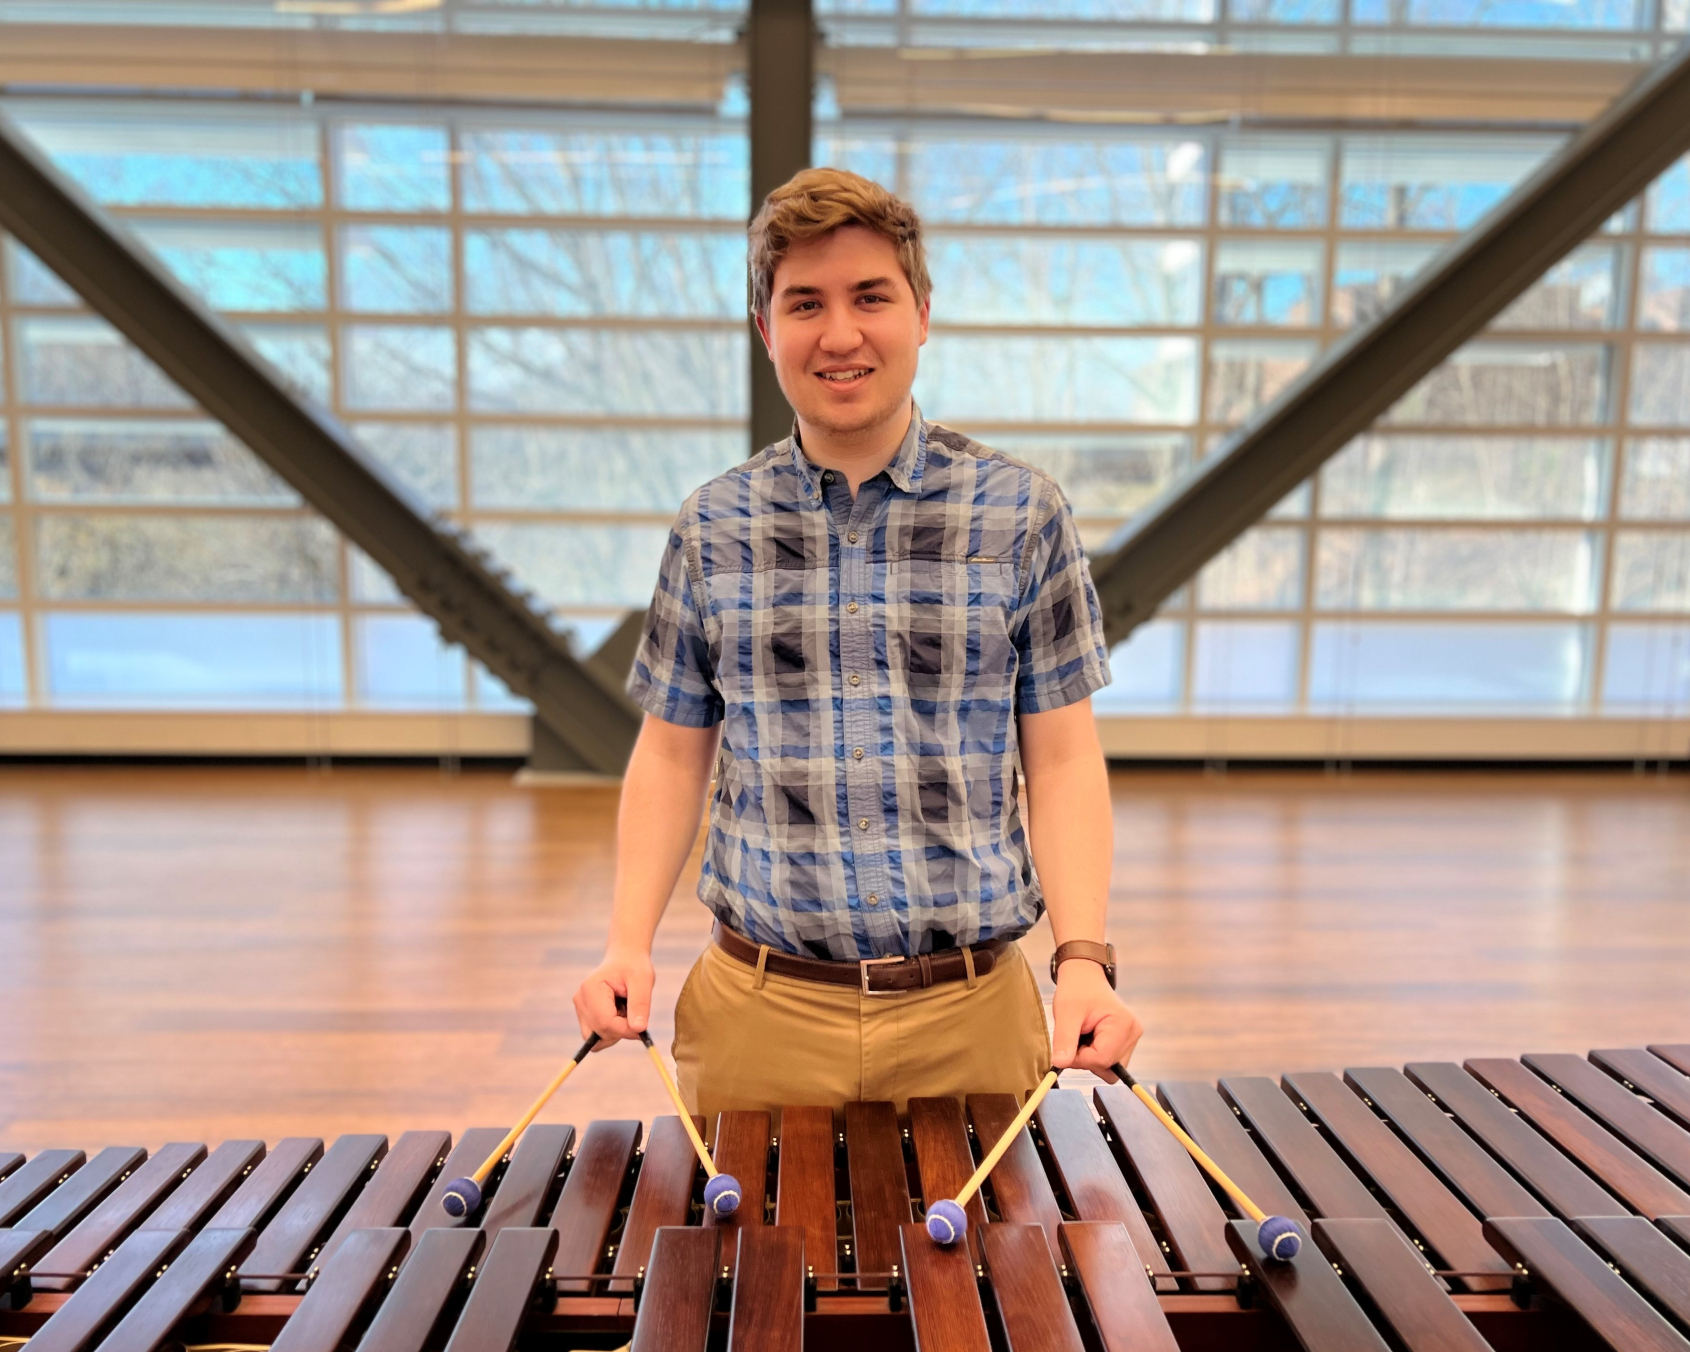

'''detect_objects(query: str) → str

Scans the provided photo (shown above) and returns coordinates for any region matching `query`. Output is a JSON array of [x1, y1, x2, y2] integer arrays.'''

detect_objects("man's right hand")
[[573, 949, 656, 1049]]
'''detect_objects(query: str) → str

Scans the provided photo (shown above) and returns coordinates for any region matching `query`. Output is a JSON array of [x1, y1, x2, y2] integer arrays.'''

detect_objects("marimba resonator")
[[4, 1044, 1690, 1352]]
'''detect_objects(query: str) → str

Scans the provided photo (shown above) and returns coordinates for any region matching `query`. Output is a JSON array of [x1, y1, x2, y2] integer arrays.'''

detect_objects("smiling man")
[[572, 168, 1142, 1117]]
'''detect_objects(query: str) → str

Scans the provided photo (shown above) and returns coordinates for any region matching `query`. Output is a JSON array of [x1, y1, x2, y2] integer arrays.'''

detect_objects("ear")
[[916, 294, 931, 347], [753, 308, 774, 358]]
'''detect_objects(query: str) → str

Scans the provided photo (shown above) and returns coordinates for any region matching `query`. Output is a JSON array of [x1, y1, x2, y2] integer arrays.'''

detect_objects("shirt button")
[[823, 471, 834, 483], [857, 817, 869, 830], [867, 894, 879, 907], [846, 601, 859, 614], [853, 747, 864, 760], [847, 531, 859, 543], [848, 673, 861, 686]]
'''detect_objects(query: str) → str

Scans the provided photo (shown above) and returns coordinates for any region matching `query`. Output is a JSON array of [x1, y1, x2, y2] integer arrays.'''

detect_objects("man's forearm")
[[1024, 748, 1113, 947], [606, 721, 718, 953]]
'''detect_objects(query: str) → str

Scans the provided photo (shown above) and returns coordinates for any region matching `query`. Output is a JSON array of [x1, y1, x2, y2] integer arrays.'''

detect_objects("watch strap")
[[1050, 940, 1117, 989]]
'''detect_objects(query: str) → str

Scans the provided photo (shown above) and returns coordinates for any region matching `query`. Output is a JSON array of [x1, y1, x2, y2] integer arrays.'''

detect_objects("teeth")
[[819, 369, 869, 381]]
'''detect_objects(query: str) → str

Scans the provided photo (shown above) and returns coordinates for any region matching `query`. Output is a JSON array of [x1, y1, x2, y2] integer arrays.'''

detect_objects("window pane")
[[1645, 154, 1690, 235], [1640, 247, 1690, 331], [1094, 619, 1184, 712], [334, 123, 450, 212], [1491, 244, 1620, 331], [17, 317, 190, 408], [982, 433, 1190, 515], [7, 240, 79, 307], [42, 612, 343, 708], [340, 226, 453, 314], [1217, 137, 1329, 229], [464, 228, 744, 318], [927, 236, 1202, 327], [355, 614, 466, 708], [1212, 238, 1322, 326], [460, 126, 748, 217], [1611, 531, 1690, 612], [1197, 527, 1305, 609], [1341, 135, 1559, 231], [242, 323, 332, 405], [1316, 527, 1599, 612], [1602, 623, 1690, 710], [1385, 343, 1609, 427], [35, 514, 339, 603], [343, 325, 457, 411], [916, 334, 1197, 424], [1192, 620, 1299, 709], [1205, 338, 1314, 425], [474, 522, 672, 608], [474, 661, 532, 711], [1629, 343, 1690, 427], [130, 220, 326, 312], [468, 327, 746, 417], [1321, 435, 1608, 520], [0, 518, 14, 599], [471, 425, 744, 512], [27, 419, 294, 505], [1620, 438, 1690, 518], [908, 136, 1207, 227], [351, 422, 459, 510], [1351, 0, 1638, 26], [0, 612, 23, 705], [812, 131, 898, 187], [1331, 241, 1439, 329], [12, 104, 322, 209], [1308, 621, 1588, 711], [349, 547, 403, 606]]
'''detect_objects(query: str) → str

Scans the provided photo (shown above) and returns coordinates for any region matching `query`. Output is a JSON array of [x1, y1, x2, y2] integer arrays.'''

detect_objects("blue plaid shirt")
[[627, 407, 1111, 962]]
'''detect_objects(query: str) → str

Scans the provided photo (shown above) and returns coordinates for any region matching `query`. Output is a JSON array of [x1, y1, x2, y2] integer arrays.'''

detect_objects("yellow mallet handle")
[[641, 1035, 718, 1178], [1122, 1074, 1266, 1225], [471, 1031, 600, 1186], [954, 1068, 1062, 1209]]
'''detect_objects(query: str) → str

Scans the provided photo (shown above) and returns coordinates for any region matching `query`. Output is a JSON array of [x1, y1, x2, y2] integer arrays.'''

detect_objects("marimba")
[[4, 1043, 1690, 1352]]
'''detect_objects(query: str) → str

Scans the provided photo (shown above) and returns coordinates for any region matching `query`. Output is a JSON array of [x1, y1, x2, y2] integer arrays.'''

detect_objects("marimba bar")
[[4, 1043, 1690, 1351]]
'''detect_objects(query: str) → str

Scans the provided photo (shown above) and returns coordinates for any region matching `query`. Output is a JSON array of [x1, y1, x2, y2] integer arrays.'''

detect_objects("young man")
[[572, 167, 1142, 1117]]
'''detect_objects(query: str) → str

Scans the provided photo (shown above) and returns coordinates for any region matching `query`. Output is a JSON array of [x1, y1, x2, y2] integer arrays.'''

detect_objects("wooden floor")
[[0, 763, 1686, 1154]]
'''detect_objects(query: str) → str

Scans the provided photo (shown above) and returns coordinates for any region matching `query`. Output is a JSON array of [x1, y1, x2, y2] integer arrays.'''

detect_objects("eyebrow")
[[779, 277, 895, 299]]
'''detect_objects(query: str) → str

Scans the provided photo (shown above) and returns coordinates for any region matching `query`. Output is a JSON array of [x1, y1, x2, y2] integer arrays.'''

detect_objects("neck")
[[796, 399, 914, 493]]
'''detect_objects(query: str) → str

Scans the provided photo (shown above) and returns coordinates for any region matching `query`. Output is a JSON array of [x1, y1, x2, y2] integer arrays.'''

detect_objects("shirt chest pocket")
[[890, 555, 1019, 699]]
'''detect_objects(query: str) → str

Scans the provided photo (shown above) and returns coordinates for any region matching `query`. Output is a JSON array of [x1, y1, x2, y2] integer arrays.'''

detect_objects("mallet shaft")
[[471, 1033, 600, 1187], [1114, 1065, 1266, 1225], [640, 1034, 719, 1179], [954, 1067, 1061, 1208]]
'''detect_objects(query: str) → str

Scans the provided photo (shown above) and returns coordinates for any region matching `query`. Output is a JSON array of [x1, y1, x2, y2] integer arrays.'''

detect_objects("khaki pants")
[[672, 939, 1051, 1121]]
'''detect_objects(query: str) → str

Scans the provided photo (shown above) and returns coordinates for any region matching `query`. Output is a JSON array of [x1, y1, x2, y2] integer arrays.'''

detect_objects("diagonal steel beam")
[[1088, 38, 1690, 648], [0, 111, 642, 773]]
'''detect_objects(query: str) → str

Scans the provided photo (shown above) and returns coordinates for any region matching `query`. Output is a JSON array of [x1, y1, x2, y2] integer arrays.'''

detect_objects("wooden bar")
[[1406, 1063, 1627, 1220], [628, 1226, 719, 1352], [16, 1147, 146, 1241], [1058, 1222, 1180, 1352], [33, 1143, 204, 1292], [479, 1123, 576, 1241], [1035, 1089, 1173, 1290], [1527, 1054, 1690, 1190], [1484, 1216, 1690, 1352], [1311, 1218, 1491, 1352], [1466, 1059, 1690, 1219], [1224, 1217, 1392, 1352], [357, 1227, 484, 1352], [966, 1094, 1065, 1265], [0, 1156, 20, 1184], [1284, 1071, 1511, 1291], [1345, 1067, 1549, 1220], [271, 1228, 409, 1352], [240, 1134, 387, 1294], [845, 1101, 910, 1289], [408, 1127, 508, 1241], [0, 1229, 54, 1298], [1663, 1216, 1690, 1249], [1572, 1216, 1690, 1329], [1221, 1078, 1393, 1223], [548, 1119, 640, 1295], [208, 1138, 324, 1233], [145, 1140, 265, 1232], [1155, 1082, 1310, 1228], [306, 1131, 449, 1282], [728, 1227, 803, 1352], [0, 1152, 84, 1228], [440, 1226, 558, 1352], [24, 1227, 186, 1352], [1092, 1083, 1235, 1293], [774, 1106, 838, 1286], [706, 1110, 771, 1273], [900, 1221, 991, 1352], [1592, 1049, 1690, 1132], [611, 1116, 701, 1293], [1654, 1048, 1690, 1078], [98, 1227, 257, 1352], [908, 1097, 987, 1265], [980, 1222, 1086, 1352]]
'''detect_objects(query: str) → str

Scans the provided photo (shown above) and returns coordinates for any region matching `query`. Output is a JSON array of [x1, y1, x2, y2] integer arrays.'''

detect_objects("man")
[[572, 167, 1142, 1118]]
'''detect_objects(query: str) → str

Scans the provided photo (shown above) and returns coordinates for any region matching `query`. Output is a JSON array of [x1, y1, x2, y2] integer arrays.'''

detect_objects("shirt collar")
[[788, 402, 928, 501]]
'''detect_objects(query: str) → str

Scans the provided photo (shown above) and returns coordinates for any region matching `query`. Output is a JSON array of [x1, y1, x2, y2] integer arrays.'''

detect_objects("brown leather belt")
[[712, 920, 1010, 995]]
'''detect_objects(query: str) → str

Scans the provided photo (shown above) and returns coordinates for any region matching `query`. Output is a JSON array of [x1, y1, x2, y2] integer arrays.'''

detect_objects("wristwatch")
[[1050, 940, 1117, 989]]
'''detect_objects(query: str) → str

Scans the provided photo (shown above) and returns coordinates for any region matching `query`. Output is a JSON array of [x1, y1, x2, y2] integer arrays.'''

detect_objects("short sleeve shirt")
[[627, 407, 1111, 961]]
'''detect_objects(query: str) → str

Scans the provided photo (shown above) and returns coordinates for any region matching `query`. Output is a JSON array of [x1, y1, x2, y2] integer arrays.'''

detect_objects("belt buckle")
[[860, 954, 903, 996]]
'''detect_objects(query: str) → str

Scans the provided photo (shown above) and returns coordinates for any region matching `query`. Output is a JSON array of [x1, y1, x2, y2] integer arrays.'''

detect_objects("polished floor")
[[0, 763, 1686, 1154]]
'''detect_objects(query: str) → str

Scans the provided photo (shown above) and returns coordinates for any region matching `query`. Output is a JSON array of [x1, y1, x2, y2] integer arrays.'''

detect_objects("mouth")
[[814, 367, 872, 387]]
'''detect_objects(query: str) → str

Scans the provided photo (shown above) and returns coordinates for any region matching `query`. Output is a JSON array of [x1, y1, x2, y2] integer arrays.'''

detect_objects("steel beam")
[[0, 112, 641, 774], [747, 0, 815, 455], [1088, 37, 1690, 647]]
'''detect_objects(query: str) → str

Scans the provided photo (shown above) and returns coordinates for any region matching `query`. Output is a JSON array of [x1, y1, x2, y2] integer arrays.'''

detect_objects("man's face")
[[756, 225, 930, 440]]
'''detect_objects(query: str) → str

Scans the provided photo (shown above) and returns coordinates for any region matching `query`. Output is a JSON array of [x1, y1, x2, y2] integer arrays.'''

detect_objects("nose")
[[818, 308, 864, 354]]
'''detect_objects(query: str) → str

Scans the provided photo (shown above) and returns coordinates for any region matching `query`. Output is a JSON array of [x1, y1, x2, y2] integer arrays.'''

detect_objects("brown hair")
[[748, 167, 931, 320]]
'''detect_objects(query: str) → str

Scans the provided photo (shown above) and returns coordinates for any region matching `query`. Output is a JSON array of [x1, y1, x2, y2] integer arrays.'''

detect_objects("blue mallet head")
[[704, 1173, 742, 1217], [925, 1198, 968, 1246], [1258, 1215, 1302, 1261], [440, 1177, 482, 1219]]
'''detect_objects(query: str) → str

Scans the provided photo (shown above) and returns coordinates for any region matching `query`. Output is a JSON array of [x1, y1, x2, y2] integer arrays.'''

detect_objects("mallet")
[[924, 1064, 1063, 1246], [634, 1027, 742, 1217], [440, 1029, 601, 1218]]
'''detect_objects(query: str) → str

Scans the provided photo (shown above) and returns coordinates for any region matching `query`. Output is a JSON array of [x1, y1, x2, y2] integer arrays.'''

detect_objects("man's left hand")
[[1051, 959, 1144, 1080]]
